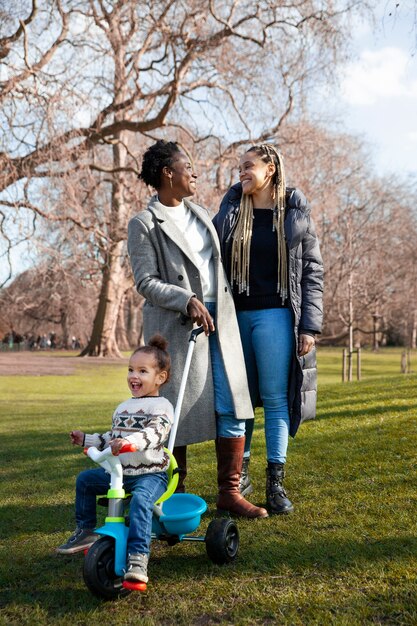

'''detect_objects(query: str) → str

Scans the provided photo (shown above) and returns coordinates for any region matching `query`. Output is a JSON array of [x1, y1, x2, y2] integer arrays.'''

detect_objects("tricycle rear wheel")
[[205, 518, 239, 565], [83, 536, 130, 600]]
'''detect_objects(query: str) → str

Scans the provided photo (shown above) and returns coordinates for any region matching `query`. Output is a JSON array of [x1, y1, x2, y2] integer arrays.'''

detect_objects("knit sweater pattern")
[[84, 396, 174, 476]]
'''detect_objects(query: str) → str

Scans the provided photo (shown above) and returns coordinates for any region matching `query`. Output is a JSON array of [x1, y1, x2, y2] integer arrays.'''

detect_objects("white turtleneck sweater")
[[161, 200, 216, 302]]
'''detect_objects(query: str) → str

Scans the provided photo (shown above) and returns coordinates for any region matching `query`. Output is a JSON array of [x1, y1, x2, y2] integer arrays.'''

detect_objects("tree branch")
[[0, 3, 69, 102], [0, 0, 37, 58]]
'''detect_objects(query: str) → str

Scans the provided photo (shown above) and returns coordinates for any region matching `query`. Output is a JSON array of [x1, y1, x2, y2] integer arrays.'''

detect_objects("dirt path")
[[0, 351, 128, 376]]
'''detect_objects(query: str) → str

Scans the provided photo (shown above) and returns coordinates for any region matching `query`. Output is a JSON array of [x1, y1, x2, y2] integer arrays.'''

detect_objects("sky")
[[333, 1, 417, 178]]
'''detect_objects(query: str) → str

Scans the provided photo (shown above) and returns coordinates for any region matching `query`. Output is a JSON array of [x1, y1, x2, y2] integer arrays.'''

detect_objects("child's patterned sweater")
[[84, 396, 174, 475]]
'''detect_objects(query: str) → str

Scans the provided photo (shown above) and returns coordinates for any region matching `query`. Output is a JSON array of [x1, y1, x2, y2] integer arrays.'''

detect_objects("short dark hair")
[[139, 140, 181, 190]]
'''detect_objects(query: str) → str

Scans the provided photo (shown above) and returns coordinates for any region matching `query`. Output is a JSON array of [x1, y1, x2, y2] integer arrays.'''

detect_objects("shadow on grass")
[[0, 532, 415, 617], [238, 530, 417, 572], [0, 502, 82, 538]]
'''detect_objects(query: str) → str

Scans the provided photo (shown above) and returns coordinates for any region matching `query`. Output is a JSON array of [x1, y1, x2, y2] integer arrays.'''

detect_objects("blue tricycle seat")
[[153, 493, 207, 536]]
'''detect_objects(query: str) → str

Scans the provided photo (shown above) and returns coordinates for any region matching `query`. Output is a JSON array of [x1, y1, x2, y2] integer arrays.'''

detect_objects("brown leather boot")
[[216, 437, 268, 519], [173, 445, 187, 493]]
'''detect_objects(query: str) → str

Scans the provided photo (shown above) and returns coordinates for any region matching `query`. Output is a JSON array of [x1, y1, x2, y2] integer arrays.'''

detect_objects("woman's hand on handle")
[[187, 297, 215, 336], [298, 334, 315, 357]]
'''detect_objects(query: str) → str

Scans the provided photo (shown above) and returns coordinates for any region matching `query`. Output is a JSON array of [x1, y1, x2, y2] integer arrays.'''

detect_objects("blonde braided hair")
[[231, 144, 288, 302]]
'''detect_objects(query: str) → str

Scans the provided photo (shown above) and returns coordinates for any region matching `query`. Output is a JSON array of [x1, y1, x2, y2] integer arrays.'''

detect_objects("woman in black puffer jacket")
[[213, 144, 323, 515]]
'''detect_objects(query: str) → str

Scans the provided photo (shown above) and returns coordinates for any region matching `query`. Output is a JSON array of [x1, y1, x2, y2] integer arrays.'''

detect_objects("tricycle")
[[81, 327, 239, 600]]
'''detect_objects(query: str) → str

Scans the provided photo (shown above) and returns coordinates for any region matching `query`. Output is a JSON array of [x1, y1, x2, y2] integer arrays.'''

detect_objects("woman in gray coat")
[[128, 140, 268, 519], [213, 144, 323, 515]]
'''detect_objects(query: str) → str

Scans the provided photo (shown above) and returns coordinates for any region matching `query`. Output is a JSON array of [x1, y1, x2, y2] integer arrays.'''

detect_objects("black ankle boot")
[[266, 463, 294, 515], [239, 457, 254, 496]]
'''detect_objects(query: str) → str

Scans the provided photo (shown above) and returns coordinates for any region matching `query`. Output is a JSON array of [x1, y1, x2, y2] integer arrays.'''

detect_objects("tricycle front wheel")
[[205, 518, 239, 565], [83, 536, 130, 600]]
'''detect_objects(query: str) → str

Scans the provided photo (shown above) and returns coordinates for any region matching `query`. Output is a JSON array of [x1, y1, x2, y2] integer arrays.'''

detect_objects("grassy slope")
[[0, 349, 416, 625]]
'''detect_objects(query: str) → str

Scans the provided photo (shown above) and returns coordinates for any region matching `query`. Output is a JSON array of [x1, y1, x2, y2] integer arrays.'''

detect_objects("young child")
[[56, 335, 174, 585]]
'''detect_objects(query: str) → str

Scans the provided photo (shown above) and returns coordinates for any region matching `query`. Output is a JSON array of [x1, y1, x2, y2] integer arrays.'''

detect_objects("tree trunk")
[[80, 242, 130, 357], [80, 27, 132, 358], [116, 293, 133, 352], [348, 272, 354, 381], [126, 294, 144, 348], [411, 310, 416, 350], [60, 307, 70, 349], [80, 126, 130, 356]]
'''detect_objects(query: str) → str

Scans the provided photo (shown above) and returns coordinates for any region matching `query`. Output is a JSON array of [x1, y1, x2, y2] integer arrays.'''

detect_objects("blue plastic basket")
[[157, 493, 207, 535]]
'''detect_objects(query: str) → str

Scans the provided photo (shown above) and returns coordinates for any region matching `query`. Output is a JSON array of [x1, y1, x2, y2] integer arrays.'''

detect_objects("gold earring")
[[169, 178, 173, 189]]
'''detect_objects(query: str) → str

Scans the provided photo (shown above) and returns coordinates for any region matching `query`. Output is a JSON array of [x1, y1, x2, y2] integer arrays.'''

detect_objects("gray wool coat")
[[127, 195, 254, 447]]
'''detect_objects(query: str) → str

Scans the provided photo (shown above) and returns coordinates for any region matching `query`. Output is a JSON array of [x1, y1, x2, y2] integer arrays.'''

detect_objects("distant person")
[[71, 336, 81, 350], [128, 140, 267, 518], [213, 143, 323, 515], [57, 335, 174, 585]]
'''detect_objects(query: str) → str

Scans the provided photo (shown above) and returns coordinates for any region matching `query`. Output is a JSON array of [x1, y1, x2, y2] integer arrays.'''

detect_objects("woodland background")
[[1, 0, 416, 357]]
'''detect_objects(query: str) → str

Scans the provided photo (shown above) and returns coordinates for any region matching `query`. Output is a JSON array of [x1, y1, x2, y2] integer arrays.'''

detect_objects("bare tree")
[[0, 258, 100, 349], [267, 119, 417, 350], [0, 0, 373, 355]]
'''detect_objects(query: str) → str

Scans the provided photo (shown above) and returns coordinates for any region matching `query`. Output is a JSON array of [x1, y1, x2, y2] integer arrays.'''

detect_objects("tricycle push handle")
[[167, 326, 205, 452], [189, 326, 205, 342]]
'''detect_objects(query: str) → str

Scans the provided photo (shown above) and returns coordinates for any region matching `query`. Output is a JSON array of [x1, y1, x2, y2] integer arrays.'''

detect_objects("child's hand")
[[70, 430, 84, 446], [110, 438, 128, 454]]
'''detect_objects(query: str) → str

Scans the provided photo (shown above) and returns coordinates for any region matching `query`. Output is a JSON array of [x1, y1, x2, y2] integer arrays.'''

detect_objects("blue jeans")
[[205, 302, 245, 438], [75, 467, 168, 555], [237, 308, 294, 464]]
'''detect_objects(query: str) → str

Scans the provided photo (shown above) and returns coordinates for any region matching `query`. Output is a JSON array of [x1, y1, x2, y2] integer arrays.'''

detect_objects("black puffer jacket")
[[213, 183, 324, 436]]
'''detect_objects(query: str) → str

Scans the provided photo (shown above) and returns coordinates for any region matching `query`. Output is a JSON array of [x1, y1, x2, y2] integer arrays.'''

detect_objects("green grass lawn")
[[0, 349, 416, 625]]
